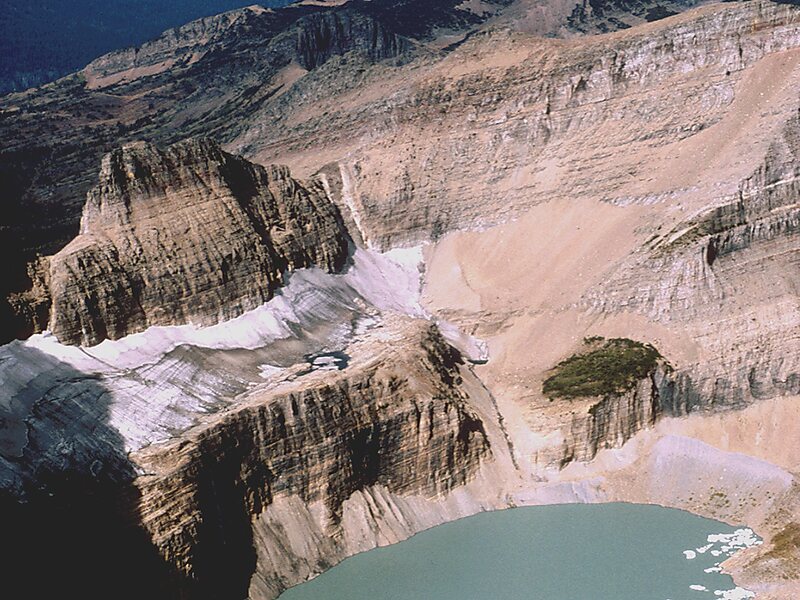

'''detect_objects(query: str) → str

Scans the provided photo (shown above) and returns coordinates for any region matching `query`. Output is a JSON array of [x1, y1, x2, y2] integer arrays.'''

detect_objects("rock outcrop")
[[0, 0, 756, 341], [28, 138, 349, 346], [133, 319, 494, 599], [580, 109, 800, 411], [1, 317, 509, 600], [293, 0, 800, 249], [0, 1, 422, 342], [559, 368, 672, 464], [3, 2, 800, 599]]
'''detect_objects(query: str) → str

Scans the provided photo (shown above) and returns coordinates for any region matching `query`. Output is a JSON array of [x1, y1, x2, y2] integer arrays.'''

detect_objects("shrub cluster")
[[542, 337, 662, 399]]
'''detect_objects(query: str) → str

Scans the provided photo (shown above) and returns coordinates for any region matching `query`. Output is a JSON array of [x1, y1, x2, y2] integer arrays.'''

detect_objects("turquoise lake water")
[[279, 503, 758, 600]]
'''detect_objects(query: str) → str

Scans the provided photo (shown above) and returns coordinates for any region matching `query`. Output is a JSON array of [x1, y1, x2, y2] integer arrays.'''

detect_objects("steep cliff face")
[[243, 0, 800, 249], [410, 4, 800, 470], [294, 10, 414, 70], [558, 369, 671, 465], [132, 318, 494, 599], [30, 138, 349, 346], [0, 317, 511, 600], [0, 1, 420, 342], [3, 2, 800, 599], [579, 110, 800, 410], [0, 0, 507, 316], [0, 0, 764, 344]]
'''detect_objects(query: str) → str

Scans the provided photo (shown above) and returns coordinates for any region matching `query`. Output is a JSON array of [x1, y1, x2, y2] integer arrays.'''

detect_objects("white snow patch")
[[714, 588, 755, 600], [435, 319, 489, 363], [347, 245, 425, 317], [310, 356, 339, 371], [19, 246, 426, 374], [258, 364, 283, 379], [1, 246, 429, 456], [683, 550, 697, 560], [690, 584, 708, 591], [706, 529, 762, 552]]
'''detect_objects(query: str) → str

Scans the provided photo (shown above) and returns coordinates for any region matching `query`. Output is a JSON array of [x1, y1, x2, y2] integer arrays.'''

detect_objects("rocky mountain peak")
[[83, 138, 250, 230], [29, 138, 350, 346]]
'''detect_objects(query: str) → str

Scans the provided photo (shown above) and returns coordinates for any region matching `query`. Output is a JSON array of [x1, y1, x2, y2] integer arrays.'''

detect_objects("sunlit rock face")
[[20, 138, 349, 346], [2, 1, 800, 599], [0, 244, 427, 496], [134, 318, 494, 599], [581, 111, 800, 411], [0, 240, 512, 600], [279, 0, 800, 251]]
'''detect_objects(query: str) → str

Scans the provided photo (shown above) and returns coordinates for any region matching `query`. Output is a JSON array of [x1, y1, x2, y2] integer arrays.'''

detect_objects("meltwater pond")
[[279, 503, 760, 600]]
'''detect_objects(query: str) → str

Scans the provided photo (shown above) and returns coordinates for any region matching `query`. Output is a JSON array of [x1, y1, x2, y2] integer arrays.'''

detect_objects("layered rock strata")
[[132, 318, 497, 599], [3, 1, 799, 342], [1, 0, 510, 334], [0, 317, 515, 600], [242, 0, 800, 249], [2, 2, 800, 599], [0, 1, 424, 341], [558, 368, 671, 465], [19, 138, 349, 346], [582, 110, 800, 410]]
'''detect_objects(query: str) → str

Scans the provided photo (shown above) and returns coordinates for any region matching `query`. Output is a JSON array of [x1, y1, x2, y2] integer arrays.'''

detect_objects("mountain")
[[0, 0, 518, 341], [0, 0, 297, 94], [0, 0, 707, 342], [20, 138, 350, 346], [2, 1, 800, 599]]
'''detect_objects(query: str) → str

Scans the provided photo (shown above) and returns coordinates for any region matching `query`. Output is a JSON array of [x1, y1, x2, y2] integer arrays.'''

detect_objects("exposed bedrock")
[[12, 138, 350, 346], [2, 1, 799, 344], [558, 367, 673, 465], [132, 320, 496, 599], [294, 10, 413, 70], [245, 0, 800, 249], [0, 318, 508, 600], [2, 2, 800, 598], [1, 0, 504, 302], [0, 1, 422, 343], [583, 111, 800, 410], [84, 7, 414, 89]]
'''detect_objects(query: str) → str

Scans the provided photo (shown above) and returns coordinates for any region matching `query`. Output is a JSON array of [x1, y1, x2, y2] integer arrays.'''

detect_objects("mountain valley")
[[1, 1, 800, 598]]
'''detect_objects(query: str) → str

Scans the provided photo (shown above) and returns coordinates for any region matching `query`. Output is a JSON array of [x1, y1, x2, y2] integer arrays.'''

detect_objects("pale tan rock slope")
[[133, 317, 511, 600], [3, 2, 800, 600], [415, 1, 800, 595]]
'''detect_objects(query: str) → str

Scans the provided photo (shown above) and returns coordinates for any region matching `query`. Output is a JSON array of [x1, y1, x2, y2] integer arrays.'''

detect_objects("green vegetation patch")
[[542, 337, 663, 400]]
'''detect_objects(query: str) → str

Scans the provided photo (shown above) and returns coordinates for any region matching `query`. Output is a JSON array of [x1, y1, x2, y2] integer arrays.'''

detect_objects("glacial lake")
[[279, 503, 759, 600]]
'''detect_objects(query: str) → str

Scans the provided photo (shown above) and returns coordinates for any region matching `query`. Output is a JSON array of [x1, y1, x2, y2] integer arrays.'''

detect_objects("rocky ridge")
[[1, 315, 518, 600], [581, 107, 800, 411], [0, 1, 424, 341], [2, 2, 800, 599], [13, 138, 349, 346], [250, 0, 800, 250], [0, 0, 517, 308], [0, 0, 744, 341], [133, 318, 500, 599]]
